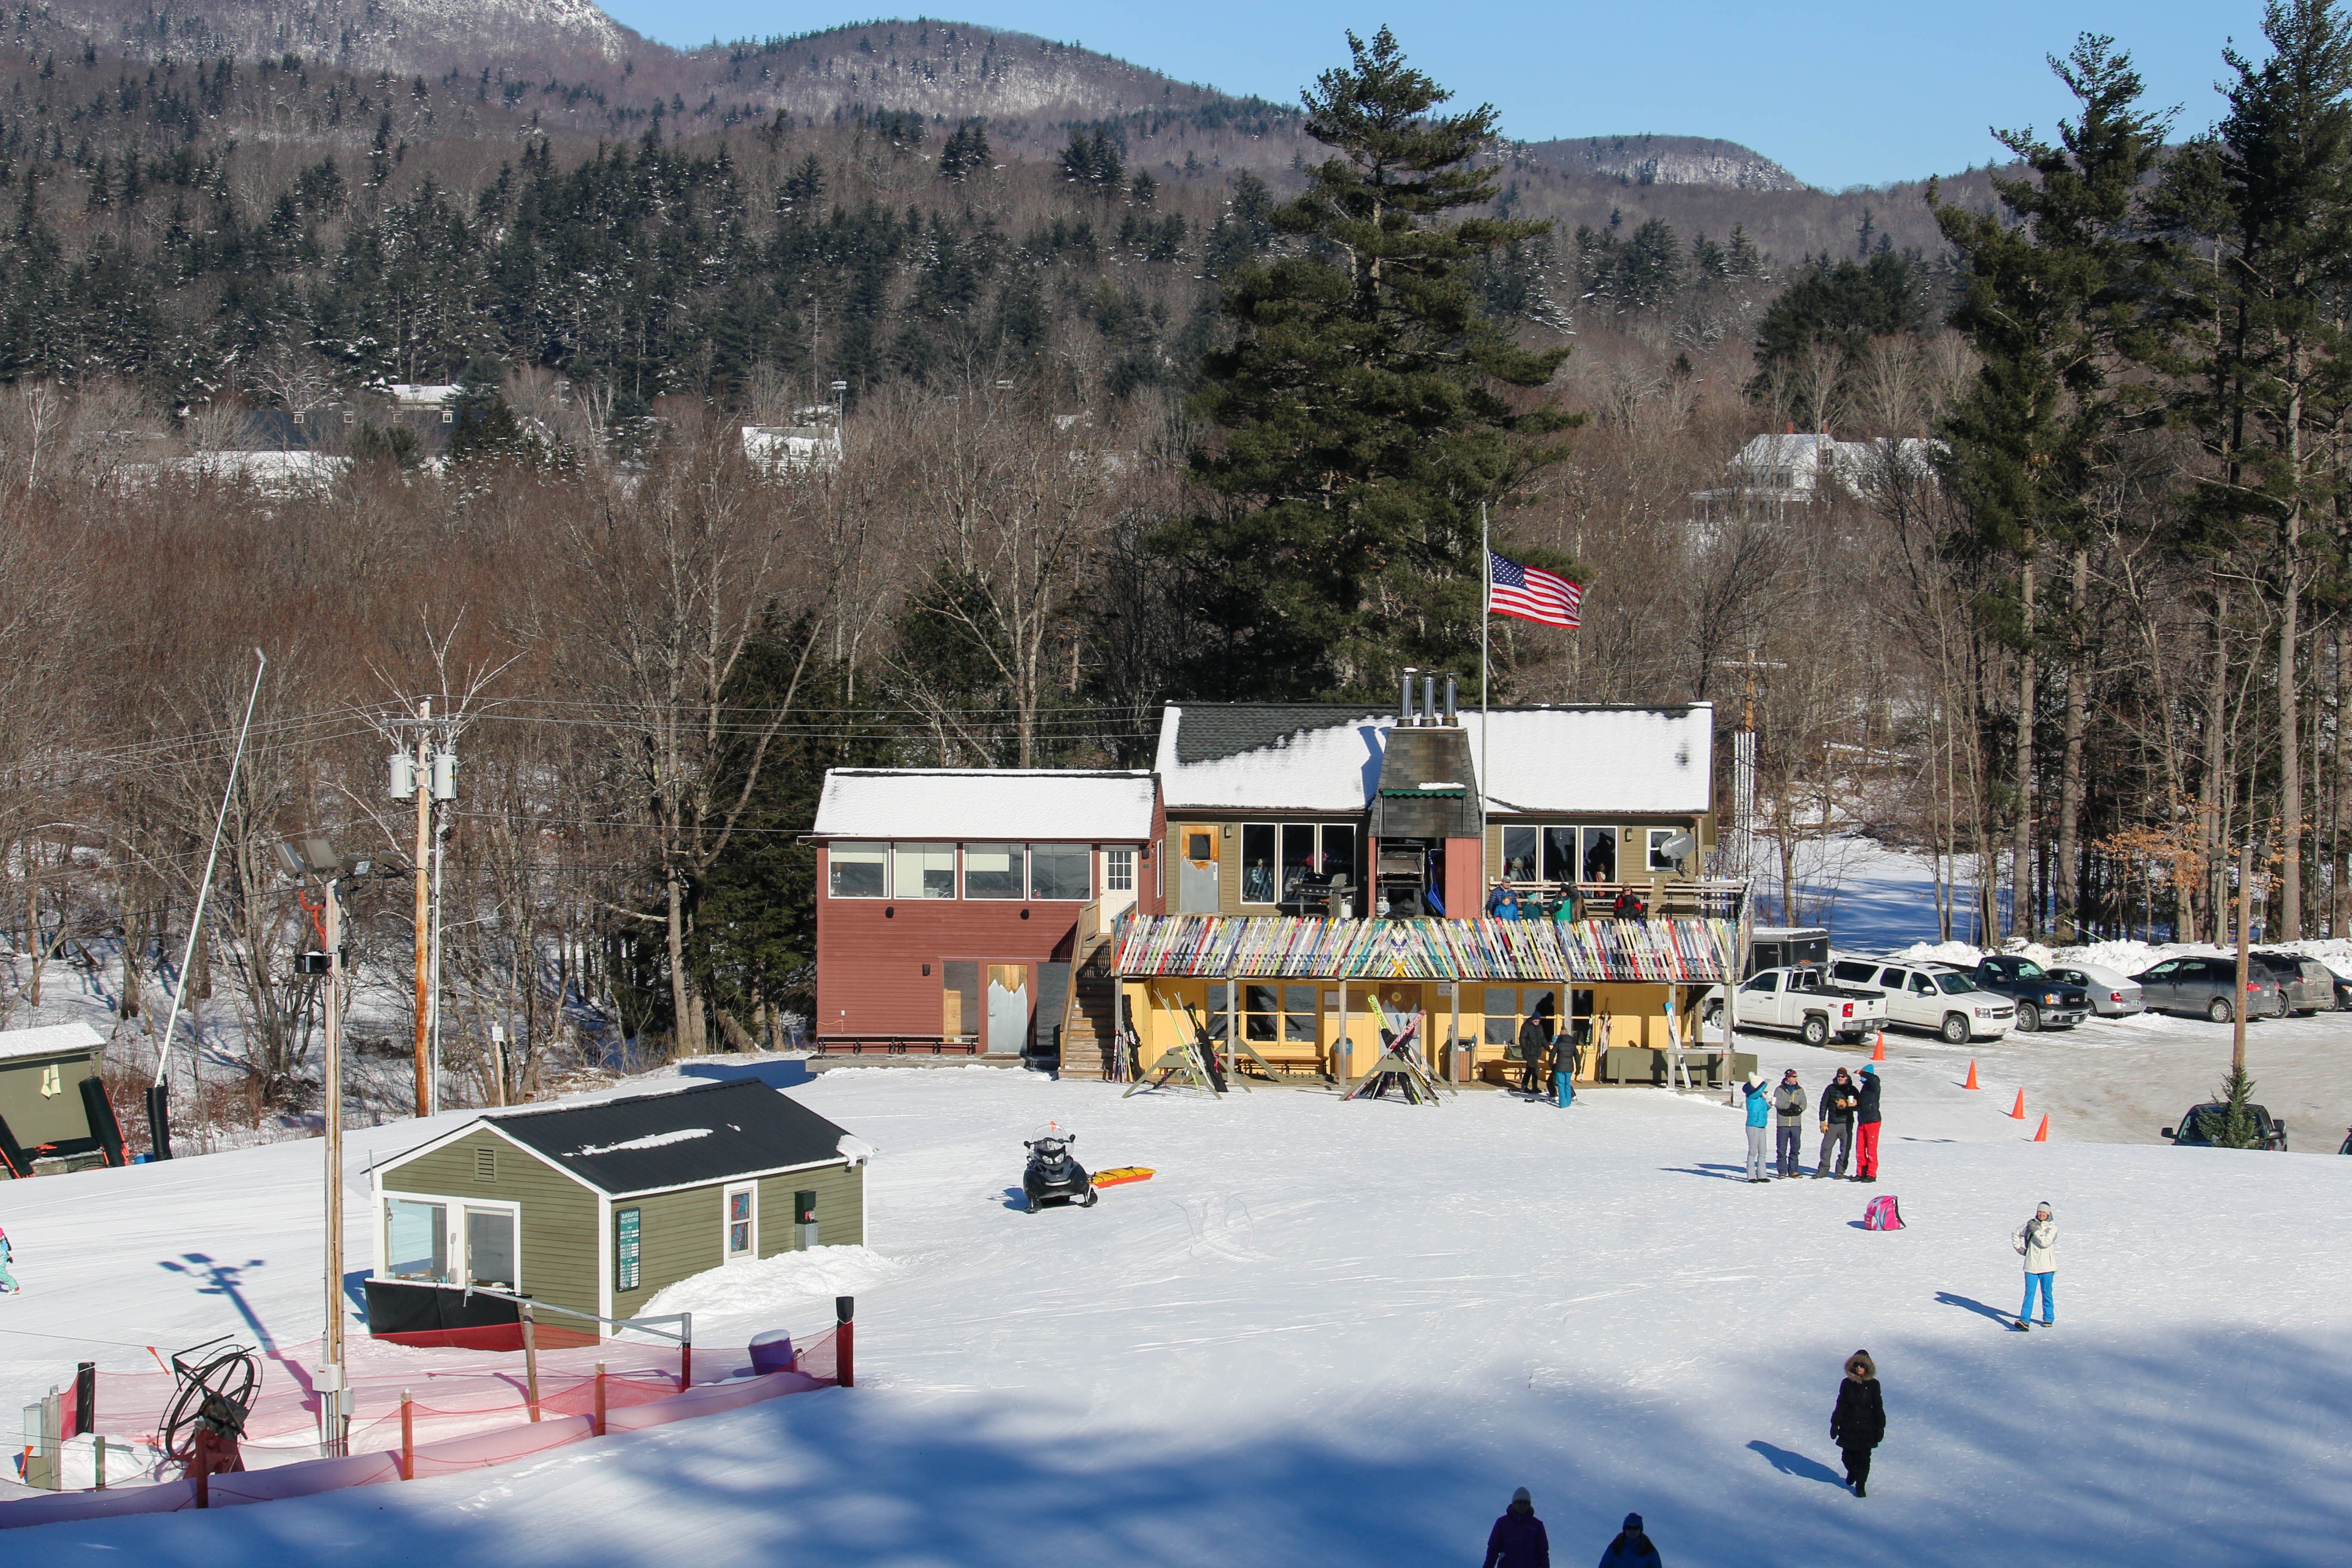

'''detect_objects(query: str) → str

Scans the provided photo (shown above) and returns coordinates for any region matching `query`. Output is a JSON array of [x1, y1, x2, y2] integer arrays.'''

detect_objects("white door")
[[723, 1183, 758, 1265], [1098, 845, 1138, 921]]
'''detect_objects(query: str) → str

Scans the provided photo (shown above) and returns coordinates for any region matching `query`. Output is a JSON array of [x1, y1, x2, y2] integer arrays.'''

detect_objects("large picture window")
[[1029, 844, 1091, 900], [829, 841, 887, 897], [1501, 827, 1539, 881], [1580, 826, 1621, 882], [893, 842, 956, 899], [963, 843, 1025, 899], [1240, 824, 1277, 903], [384, 1198, 446, 1281]]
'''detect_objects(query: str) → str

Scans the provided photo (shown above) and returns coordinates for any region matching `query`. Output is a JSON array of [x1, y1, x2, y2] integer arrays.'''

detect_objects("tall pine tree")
[[1157, 28, 1576, 700]]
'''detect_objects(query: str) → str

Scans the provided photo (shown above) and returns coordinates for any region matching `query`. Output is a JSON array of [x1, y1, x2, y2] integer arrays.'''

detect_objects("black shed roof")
[[484, 1080, 852, 1197]]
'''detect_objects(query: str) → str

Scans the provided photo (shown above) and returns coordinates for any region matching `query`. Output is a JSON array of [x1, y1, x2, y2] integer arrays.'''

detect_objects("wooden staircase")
[[1057, 901, 1122, 1080]]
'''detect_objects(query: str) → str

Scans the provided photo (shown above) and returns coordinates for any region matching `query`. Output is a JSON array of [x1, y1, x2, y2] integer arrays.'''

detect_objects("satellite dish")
[[1660, 831, 1698, 863]]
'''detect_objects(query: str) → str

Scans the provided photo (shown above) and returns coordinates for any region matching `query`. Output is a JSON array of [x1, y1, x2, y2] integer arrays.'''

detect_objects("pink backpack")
[[1862, 1194, 1904, 1231]]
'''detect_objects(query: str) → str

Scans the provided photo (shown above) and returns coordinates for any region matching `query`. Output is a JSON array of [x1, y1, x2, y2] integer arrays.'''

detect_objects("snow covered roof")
[[0, 1020, 106, 1065], [383, 383, 462, 407], [1726, 433, 1939, 498], [1155, 704, 1714, 817], [812, 769, 1156, 842], [480, 1080, 853, 1197]]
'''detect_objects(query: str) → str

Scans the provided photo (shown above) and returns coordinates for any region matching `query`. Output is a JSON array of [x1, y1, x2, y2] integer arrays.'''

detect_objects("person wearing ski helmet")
[[1741, 1075, 1772, 1182], [1482, 1485, 1550, 1568], [1852, 1063, 1884, 1181], [2012, 1201, 2057, 1329], [1816, 1066, 1859, 1178], [1831, 1350, 1886, 1496], [1596, 1512, 1661, 1567]]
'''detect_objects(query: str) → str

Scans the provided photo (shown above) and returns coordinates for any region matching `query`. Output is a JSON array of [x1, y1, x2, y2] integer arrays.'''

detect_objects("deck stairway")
[[1056, 901, 1123, 1079]]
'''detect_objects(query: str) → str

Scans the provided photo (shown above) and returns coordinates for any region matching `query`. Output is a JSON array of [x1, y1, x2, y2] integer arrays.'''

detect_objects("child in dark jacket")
[[1482, 1487, 1549, 1568], [1596, 1512, 1661, 1566], [1830, 1351, 1886, 1496]]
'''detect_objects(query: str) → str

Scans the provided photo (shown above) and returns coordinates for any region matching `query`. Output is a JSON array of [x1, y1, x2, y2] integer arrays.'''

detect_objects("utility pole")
[[2232, 834, 2253, 1075], [318, 867, 349, 1458], [411, 698, 431, 1116]]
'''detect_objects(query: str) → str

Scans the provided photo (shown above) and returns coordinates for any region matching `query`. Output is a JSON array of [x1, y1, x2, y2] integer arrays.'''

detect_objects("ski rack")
[[1341, 998, 1452, 1105], [1123, 999, 1240, 1098]]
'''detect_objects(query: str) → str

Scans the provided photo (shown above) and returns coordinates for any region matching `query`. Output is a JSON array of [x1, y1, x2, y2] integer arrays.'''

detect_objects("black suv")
[[1960, 956, 2089, 1033], [2164, 1103, 2289, 1151]]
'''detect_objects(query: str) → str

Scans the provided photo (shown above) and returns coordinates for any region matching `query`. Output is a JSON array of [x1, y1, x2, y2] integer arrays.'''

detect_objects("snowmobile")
[[1023, 1123, 1096, 1210]]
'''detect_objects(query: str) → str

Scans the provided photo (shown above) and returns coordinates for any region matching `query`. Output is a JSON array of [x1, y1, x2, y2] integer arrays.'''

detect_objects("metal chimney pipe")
[[1422, 675, 1437, 729], [1399, 668, 1417, 725], [1444, 675, 1458, 725]]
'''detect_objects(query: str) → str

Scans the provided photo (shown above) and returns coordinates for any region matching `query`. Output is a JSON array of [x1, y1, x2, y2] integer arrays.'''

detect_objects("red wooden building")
[[808, 769, 1162, 1056]]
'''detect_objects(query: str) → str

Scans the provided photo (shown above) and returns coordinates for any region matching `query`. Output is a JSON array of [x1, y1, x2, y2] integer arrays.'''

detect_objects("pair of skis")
[[1341, 999, 1452, 1106]]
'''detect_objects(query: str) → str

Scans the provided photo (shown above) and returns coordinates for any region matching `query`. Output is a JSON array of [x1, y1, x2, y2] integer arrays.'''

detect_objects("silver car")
[[2043, 963, 2144, 1017], [2132, 956, 2283, 1023], [2249, 952, 2339, 1016]]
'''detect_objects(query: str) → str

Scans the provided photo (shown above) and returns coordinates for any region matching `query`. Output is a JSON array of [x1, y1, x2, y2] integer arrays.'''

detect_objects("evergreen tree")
[[1932, 34, 2171, 941], [2149, 0, 2352, 938], [1156, 28, 1576, 700], [1746, 248, 1934, 423], [2212, 1062, 2265, 1148]]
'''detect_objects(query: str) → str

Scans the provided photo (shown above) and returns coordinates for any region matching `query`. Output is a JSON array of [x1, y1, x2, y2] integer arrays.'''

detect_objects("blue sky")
[[598, 0, 2269, 188]]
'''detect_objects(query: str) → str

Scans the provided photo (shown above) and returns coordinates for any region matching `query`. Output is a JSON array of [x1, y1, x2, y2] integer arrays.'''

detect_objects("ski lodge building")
[[806, 697, 1747, 1088]]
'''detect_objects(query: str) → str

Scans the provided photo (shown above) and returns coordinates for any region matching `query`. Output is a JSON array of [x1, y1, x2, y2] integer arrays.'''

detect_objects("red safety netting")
[[57, 1325, 841, 1471]]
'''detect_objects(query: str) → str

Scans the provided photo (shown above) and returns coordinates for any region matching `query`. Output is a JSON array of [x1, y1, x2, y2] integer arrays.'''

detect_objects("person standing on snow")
[[0, 1222, 17, 1292], [1816, 1067, 1859, 1179], [1852, 1063, 1884, 1182], [1481, 1485, 1549, 1568], [1742, 1076, 1772, 1182], [1830, 1350, 1886, 1496], [1596, 1512, 1661, 1567], [2012, 1201, 2057, 1330], [1773, 1069, 1807, 1178]]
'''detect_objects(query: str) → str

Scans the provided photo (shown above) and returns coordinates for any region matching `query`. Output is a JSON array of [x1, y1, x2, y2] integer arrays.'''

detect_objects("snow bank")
[[638, 1245, 903, 1323]]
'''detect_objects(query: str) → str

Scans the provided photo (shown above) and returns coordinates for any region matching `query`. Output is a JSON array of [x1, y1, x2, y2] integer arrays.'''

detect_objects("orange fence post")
[[836, 1295, 855, 1389], [680, 1313, 693, 1390], [594, 1363, 607, 1437], [400, 1390, 413, 1479]]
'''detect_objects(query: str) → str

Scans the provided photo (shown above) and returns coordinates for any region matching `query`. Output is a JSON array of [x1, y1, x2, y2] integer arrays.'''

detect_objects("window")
[[1544, 827, 1577, 882], [829, 841, 887, 897], [1281, 824, 1318, 891], [1483, 988, 1559, 1052], [1202, 982, 1231, 1039], [1283, 984, 1317, 1043], [1501, 827, 1539, 882], [963, 843, 1025, 898], [1580, 826, 1620, 882], [38, 1063, 61, 1097], [1936, 974, 1978, 995], [1831, 961, 1876, 984], [892, 842, 955, 899], [384, 1199, 447, 1281], [1321, 824, 1358, 881], [1908, 973, 1936, 995], [1104, 847, 1135, 892], [1482, 986, 1522, 1044], [1186, 831, 1214, 863], [1646, 828, 1684, 872], [1742, 973, 1779, 994], [723, 1183, 757, 1263], [615, 1207, 641, 1292], [1244, 983, 1279, 1041], [466, 1207, 515, 1290], [1029, 843, 1091, 900], [1240, 824, 1277, 903]]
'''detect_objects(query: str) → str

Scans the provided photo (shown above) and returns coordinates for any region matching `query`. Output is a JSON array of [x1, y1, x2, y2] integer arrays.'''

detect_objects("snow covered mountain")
[[1526, 134, 1812, 192], [21, 0, 636, 73]]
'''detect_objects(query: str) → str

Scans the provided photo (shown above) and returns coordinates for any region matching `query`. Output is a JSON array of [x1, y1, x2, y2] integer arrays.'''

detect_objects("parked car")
[[2163, 1102, 2289, 1151], [2132, 956, 2284, 1023], [2041, 962, 2144, 1017], [1732, 965, 1890, 1046], [1826, 958, 2015, 1043], [1951, 956, 2089, 1033], [2248, 951, 2340, 1016]]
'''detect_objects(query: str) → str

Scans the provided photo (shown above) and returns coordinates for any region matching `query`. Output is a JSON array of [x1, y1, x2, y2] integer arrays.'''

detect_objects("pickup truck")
[[1947, 956, 2088, 1033], [1732, 966, 1888, 1047]]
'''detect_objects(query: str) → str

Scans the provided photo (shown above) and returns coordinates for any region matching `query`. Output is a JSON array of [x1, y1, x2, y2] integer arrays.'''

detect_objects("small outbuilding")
[[0, 1022, 124, 1177], [368, 1080, 867, 1344]]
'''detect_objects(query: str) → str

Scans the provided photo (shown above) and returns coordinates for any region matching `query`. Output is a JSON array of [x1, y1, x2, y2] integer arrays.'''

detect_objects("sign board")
[[615, 1206, 641, 1292]]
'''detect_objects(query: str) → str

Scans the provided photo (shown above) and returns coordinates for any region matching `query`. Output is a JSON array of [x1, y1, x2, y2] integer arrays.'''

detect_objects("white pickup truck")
[[1733, 965, 1890, 1046]]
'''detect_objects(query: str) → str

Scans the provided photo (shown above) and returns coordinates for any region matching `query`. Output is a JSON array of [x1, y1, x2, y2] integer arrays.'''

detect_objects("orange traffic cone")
[[1871, 1031, 1886, 1062], [1964, 1060, 1979, 1090], [2009, 1088, 2027, 1120], [2033, 1114, 2050, 1142]]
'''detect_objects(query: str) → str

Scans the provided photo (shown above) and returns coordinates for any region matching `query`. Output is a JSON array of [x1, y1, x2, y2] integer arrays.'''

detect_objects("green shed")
[[0, 1022, 123, 1177], [367, 1079, 867, 1340]]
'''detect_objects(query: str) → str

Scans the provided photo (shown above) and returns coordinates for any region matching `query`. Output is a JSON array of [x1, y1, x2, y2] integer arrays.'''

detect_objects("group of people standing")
[[1481, 1492, 1661, 1568], [1742, 1064, 1881, 1182]]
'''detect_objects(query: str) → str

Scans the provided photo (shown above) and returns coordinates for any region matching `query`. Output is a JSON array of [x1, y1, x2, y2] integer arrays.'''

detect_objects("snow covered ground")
[[4, 1056, 2349, 1566]]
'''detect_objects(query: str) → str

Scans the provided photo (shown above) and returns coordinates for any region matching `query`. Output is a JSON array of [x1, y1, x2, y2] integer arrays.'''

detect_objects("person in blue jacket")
[[1597, 1513, 1661, 1567], [1482, 1486, 1549, 1568], [1742, 1076, 1772, 1182], [0, 1222, 18, 1293]]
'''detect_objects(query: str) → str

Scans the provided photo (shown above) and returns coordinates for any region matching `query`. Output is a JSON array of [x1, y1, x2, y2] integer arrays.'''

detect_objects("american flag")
[[1487, 551, 1583, 628]]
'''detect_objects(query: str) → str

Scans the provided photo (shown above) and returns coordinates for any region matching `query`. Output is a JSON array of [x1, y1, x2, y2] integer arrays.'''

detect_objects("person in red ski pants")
[[1853, 1063, 1883, 1181]]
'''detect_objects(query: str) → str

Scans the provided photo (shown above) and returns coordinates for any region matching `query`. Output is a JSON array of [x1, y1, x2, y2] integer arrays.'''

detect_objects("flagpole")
[[1480, 503, 1491, 835]]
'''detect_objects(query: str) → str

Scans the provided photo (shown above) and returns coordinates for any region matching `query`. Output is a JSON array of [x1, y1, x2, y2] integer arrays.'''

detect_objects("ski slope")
[[6, 1052, 2350, 1565]]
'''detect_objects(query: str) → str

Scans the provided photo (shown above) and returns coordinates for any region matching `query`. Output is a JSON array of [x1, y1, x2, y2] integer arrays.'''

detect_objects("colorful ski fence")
[[1113, 913, 1736, 985]]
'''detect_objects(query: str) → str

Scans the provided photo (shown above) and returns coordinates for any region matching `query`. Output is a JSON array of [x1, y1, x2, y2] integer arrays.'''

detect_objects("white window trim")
[[961, 841, 1027, 900], [827, 840, 890, 899], [722, 1181, 760, 1265], [890, 840, 959, 901], [1025, 841, 1094, 902], [375, 1187, 523, 1292]]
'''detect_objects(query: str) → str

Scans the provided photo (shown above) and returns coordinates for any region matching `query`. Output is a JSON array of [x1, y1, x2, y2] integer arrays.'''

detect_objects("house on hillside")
[[367, 1079, 866, 1345], [1716, 432, 1938, 503], [804, 697, 1749, 1090], [806, 769, 1161, 1057]]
